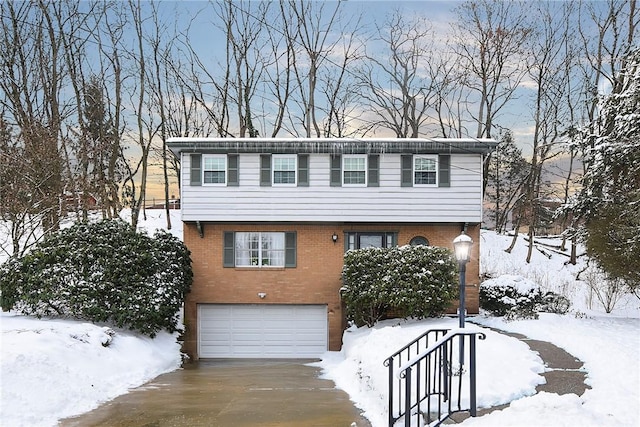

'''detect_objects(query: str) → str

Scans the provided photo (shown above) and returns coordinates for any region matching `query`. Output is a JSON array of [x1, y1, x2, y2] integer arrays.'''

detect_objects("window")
[[410, 236, 429, 246], [224, 231, 296, 268], [203, 155, 226, 184], [414, 155, 437, 185], [343, 155, 366, 185], [346, 232, 396, 250], [260, 154, 308, 187], [401, 154, 450, 188], [330, 154, 378, 187], [235, 232, 285, 267], [273, 155, 297, 185], [190, 154, 238, 187]]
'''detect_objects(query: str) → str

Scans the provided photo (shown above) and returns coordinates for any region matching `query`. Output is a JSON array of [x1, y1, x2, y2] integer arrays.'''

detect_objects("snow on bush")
[[0, 219, 192, 336], [341, 245, 458, 326], [480, 275, 545, 319]]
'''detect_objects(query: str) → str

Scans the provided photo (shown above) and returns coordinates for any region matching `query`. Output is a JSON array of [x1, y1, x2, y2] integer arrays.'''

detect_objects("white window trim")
[[342, 154, 367, 187], [202, 154, 227, 186], [413, 154, 438, 187], [272, 154, 297, 187]]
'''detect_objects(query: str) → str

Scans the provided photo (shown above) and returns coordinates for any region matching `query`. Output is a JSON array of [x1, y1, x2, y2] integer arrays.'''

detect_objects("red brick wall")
[[182, 222, 481, 360]]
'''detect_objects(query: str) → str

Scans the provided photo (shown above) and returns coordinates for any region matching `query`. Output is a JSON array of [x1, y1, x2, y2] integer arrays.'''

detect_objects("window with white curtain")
[[235, 232, 286, 267]]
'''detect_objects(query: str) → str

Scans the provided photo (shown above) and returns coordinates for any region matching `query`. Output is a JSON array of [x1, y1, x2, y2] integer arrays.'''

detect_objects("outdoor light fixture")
[[453, 231, 473, 264], [332, 233, 339, 243], [453, 231, 473, 329], [196, 221, 204, 238]]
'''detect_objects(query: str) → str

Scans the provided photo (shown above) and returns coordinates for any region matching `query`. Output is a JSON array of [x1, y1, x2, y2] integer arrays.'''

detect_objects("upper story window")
[[401, 154, 450, 188], [190, 153, 238, 187], [203, 155, 227, 185], [273, 155, 297, 185], [342, 155, 367, 186], [414, 155, 437, 185], [330, 154, 379, 187], [224, 231, 297, 268], [261, 154, 309, 187]]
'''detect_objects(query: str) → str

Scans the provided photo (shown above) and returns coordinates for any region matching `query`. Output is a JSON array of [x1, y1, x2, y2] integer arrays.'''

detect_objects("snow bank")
[[0, 312, 182, 427], [1, 209, 185, 427], [314, 317, 545, 427]]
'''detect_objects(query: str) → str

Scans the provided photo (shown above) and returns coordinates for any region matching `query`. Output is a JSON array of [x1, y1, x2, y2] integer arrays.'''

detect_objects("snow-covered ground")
[[1, 209, 184, 426], [315, 232, 640, 427], [1, 211, 639, 426], [1, 314, 181, 427]]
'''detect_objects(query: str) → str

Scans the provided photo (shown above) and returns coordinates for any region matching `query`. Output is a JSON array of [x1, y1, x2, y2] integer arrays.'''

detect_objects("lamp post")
[[453, 231, 473, 329]]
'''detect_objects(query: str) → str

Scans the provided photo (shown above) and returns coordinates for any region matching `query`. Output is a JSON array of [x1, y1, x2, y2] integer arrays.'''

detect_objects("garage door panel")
[[198, 304, 327, 358]]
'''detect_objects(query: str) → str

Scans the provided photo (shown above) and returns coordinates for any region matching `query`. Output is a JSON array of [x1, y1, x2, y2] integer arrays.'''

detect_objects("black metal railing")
[[384, 329, 486, 427]]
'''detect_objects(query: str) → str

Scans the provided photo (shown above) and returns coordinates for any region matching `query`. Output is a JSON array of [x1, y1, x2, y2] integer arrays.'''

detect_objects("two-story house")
[[167, 137, 496, 360]]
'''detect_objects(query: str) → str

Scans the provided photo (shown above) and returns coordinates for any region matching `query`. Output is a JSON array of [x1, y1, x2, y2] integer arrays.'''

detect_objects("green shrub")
[[479, 275, 544, 319], [341, 245, 458, 327], [0, 219, 192, 337]]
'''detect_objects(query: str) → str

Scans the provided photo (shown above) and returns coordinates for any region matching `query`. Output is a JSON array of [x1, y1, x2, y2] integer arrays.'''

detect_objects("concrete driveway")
[[59, 360, 371, 427]]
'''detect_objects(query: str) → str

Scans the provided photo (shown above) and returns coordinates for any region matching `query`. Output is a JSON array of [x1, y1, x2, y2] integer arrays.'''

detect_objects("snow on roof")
[[166, 137, 497, 156]]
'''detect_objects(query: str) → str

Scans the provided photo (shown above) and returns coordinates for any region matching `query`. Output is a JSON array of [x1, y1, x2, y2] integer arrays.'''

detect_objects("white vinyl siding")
[[198, 304, 328, 358], [180, 153, 484, 223]]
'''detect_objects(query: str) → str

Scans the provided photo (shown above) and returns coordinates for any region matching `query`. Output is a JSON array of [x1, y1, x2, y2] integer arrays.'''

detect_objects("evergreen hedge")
[[341, 245, 458, 327], [0, 219, 192, 337], [480, 275, 570, 320], [479, 276, 544, 320]]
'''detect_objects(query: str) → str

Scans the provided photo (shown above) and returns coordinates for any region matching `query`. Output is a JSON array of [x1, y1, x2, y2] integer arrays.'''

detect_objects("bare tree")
[[213, 0, 272, 138], [0, 117, 46, 258], [123, 0, 153, 229], [262, 11, 294, 137], [358, 11, 439, 138], [283, 0, 343, 137], [453, 0, 532, 198], [177, 3, 232, 138], [318, 17, 364, 137], [89, 2, 129, 219], [453, 0, 531, 139], [430, 52, 469, 138], [0, 1, 70, 234], [518, 2, 575, 263], [144, 1, 174, 229]]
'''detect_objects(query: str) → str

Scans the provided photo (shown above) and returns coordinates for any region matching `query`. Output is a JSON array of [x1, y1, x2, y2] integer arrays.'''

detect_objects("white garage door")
[[198, 304, 328, 358]]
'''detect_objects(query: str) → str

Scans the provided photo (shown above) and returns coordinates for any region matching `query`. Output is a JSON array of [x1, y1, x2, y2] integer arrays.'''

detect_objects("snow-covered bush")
[[480, 275, 545, 319], [0, 219, 192, 337], [341, 245, 458, 327]]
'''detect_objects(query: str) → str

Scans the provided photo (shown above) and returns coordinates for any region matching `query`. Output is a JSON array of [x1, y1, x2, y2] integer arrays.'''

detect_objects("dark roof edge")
[[166, 137, 498, 156]]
